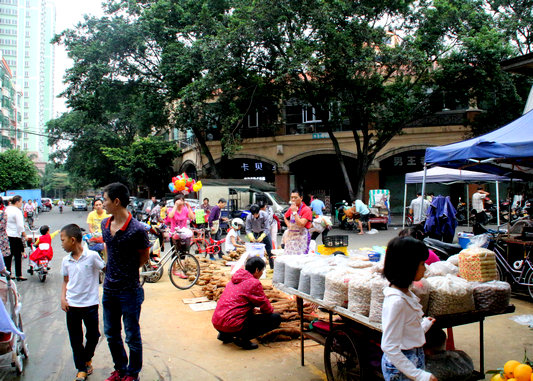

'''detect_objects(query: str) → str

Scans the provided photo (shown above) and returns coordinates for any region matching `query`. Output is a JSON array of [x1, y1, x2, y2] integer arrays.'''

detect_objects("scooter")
[[25, 236, 49, 282], [455, 198, 467, 225], [423, 237, 463, 260]]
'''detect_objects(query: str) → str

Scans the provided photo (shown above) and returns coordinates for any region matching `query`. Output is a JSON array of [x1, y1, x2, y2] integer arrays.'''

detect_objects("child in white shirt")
[[225, 218, 245, 253], [61, 224, 105, 381], [381, 236, 437, 381]]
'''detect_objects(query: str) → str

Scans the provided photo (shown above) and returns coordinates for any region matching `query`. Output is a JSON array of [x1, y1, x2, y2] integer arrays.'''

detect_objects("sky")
[[53, 0, 105, 115]]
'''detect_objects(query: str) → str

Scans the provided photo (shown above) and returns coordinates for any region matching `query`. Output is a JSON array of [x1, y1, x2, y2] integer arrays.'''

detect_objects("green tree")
[[101, 136, 180, 195], [0, 149, 39, 190]]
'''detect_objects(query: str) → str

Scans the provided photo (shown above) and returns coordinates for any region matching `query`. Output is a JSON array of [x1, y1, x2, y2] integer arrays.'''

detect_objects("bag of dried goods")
[[284, 255, 316, 288], [347, 258, 373, 269], [348, 271, 375, 316], [458, 246, 498, 282], [427, 275, 475, 316], [426, 261, 458, 277], [310, 265, 334, 300], [323, 268, 363, 308], [410, 279, 430, 314], [472, 281, 511, 313], [447, 254, 459, 267], [369, 276, 389, 323], [298, 258, 326, 294], [273, 256, 287, 284]]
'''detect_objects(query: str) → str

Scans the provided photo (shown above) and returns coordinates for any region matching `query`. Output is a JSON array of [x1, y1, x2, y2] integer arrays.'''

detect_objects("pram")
[[0, 273, 28, 374]]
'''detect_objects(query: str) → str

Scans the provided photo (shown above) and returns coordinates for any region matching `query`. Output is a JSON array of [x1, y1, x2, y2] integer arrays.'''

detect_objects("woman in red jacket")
[[212, 256, 281, 350]]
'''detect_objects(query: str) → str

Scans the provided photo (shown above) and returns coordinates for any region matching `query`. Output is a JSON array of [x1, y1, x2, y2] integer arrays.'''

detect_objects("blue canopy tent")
[[425, 110, 533, 179], [421, 110, 533, 226], [403, 167, 513, 228]]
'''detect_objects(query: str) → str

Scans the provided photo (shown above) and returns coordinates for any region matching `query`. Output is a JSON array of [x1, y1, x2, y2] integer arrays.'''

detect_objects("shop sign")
[[312, 132, 329, 139]]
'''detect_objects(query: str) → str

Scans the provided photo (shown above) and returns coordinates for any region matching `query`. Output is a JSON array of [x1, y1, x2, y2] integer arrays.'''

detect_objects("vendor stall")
[[272, 253, 515, 380]]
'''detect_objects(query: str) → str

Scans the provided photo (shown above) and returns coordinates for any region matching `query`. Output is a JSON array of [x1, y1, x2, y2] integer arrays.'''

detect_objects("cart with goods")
[[368, 189, 390, 230], [272, 249, 516, 381]]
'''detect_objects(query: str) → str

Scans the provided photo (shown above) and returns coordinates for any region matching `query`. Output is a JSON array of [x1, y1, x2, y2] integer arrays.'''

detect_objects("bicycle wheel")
[[168, 253, 200, 290], [324, 327, 363, 381], [526, 269, 533, 301], [190, 240, 206, 256]]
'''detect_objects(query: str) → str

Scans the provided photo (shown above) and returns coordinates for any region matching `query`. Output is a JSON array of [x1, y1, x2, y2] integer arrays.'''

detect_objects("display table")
[[275, 283, 515, 380]]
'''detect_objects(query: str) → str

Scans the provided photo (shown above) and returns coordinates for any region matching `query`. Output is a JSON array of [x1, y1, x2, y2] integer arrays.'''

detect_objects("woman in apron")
[[283, 190, 313, 255]]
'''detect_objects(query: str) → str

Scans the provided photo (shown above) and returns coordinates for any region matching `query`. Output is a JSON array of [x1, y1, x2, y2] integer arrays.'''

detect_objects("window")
[[302, 106, 321, 123], [247, 111, 259, 128], [23, 142, 27, 150]]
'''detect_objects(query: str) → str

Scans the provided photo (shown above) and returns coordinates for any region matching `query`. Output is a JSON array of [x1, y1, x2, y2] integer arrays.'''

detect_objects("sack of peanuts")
[[369, 276, 389, 323], [323, 268, 363, 308], [347, 271, 375, 317], [427, 275, 475, 316]]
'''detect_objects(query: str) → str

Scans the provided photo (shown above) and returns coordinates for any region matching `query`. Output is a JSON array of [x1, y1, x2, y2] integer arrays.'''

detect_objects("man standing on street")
[[409, 192, 430, 224], [101, 183, 150, 381], [208, 198, 227, 241], [310, 195, 325, 216]]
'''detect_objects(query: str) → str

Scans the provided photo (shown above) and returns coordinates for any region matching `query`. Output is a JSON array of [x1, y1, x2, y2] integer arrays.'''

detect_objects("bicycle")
[[482, 228, 533, 300], [25, 212, 34, 230], [189, 228, 225, 258], [140, 230, 200, 290]]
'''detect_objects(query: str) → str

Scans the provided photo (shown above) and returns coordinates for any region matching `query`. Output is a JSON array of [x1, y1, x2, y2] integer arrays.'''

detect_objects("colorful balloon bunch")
[[168, 173, 202, 195]]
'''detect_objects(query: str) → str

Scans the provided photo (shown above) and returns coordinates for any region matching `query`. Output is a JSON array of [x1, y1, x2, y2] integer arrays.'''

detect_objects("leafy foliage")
[[0, 150, 39, 190]]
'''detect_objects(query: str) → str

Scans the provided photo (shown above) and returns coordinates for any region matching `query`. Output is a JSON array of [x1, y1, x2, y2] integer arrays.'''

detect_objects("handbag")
[[210, 220, 220, 235]]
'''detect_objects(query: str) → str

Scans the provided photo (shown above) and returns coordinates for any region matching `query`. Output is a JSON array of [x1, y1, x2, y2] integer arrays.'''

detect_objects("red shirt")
[[212, 268, 273, 333], [284, 202, 313, 229]]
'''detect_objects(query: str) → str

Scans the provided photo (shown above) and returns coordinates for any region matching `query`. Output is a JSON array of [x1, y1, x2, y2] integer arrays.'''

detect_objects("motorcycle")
[[25, 236, 49, 282], [455, 198, 467, 225], [423, 237, 463, 261]]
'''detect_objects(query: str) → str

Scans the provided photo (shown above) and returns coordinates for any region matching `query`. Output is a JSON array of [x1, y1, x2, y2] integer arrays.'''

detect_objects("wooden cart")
[[275, 283, 515, 381]]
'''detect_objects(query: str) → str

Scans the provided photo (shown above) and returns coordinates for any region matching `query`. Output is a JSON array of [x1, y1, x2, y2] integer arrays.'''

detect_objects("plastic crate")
[[323, 235, 349, 247]]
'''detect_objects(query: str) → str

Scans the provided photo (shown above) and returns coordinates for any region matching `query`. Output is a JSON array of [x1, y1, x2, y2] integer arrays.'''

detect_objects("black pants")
[[311, 229, 329, 244], [66, 305, 101, 372], [219, 313, 281, 341], [6, 237, 24, 277]]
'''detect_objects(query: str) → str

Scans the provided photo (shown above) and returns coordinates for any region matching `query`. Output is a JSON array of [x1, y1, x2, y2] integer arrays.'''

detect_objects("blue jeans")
[[103, 287, 144, 377], [381, 347, 425, 381]]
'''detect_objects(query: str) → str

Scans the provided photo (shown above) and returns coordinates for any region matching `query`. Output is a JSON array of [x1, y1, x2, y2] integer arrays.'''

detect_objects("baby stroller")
[[0, 273, 28, 374]]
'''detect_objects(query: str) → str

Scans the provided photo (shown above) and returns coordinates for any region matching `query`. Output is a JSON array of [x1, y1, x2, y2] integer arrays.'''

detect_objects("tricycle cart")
[[275, 283, 515, 381]]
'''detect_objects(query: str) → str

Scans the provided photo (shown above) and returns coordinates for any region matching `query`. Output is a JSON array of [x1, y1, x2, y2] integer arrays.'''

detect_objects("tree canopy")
[[0, 150, 40, 190], [51, 0, 533, 198]]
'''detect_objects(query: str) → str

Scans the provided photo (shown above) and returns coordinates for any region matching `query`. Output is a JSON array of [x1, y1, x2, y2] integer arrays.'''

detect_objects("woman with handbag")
[[167, 194, 195, 253]]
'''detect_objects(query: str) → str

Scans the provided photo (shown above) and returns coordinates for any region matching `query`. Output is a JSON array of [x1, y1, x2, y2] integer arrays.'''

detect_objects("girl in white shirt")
[[381, 237, 437, 381], [224, 218, 245, 253]]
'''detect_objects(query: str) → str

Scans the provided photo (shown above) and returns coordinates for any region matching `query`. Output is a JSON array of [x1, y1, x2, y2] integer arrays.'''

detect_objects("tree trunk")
[[190, 124, 221, 178], [325, 123, 356, 201]]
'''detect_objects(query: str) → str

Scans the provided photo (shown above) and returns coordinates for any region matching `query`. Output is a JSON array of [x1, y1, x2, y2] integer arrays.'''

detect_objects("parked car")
[[41, 198, 52, 211], [72, 199, 88, 211]]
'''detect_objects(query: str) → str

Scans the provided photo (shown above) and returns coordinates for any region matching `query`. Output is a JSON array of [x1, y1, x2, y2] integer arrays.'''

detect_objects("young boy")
[[61, 224, 105, 381]]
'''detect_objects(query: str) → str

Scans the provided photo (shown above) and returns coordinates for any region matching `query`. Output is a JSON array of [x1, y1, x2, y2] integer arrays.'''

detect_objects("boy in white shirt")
[[61, 224, 105, 381]]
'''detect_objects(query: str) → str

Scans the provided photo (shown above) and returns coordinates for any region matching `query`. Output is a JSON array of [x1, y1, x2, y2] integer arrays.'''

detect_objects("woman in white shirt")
[[5, 196, 27, 281], [381, 237, 436, 381]]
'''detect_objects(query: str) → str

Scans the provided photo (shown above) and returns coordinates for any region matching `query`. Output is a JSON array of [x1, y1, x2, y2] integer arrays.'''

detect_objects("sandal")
[[75, 371, 88, 381]]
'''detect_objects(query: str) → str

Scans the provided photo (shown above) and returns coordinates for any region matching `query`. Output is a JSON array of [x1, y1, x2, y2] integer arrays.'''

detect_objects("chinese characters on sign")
[[393, 155, 425, 167]]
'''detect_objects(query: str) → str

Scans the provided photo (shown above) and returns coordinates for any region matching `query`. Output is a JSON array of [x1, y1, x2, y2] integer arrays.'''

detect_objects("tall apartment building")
[[0, 0, 55, 169], [0, 55, 21, 151]]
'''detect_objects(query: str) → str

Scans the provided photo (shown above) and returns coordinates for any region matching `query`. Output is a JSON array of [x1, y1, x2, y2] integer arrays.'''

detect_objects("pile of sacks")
[[273, 247, 511, 323]]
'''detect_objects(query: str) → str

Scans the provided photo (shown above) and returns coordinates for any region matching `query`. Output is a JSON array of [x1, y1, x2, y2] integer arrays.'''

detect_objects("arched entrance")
[[180, 161, 198, 180], [287, 153, 357, 214]]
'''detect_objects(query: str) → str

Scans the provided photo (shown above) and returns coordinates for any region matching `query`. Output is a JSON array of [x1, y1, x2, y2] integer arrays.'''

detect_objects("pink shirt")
[[167, 206, 193, 230], [425, 249, 440, 265]]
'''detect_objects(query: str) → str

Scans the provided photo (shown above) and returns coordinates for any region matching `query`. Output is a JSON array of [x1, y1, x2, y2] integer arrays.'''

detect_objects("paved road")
[[0, 210, 530, 380]]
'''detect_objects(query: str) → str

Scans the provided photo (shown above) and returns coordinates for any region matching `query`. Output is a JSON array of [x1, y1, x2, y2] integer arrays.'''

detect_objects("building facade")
[[0, 0, 55, 169], [0, 55, 21, 150]]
